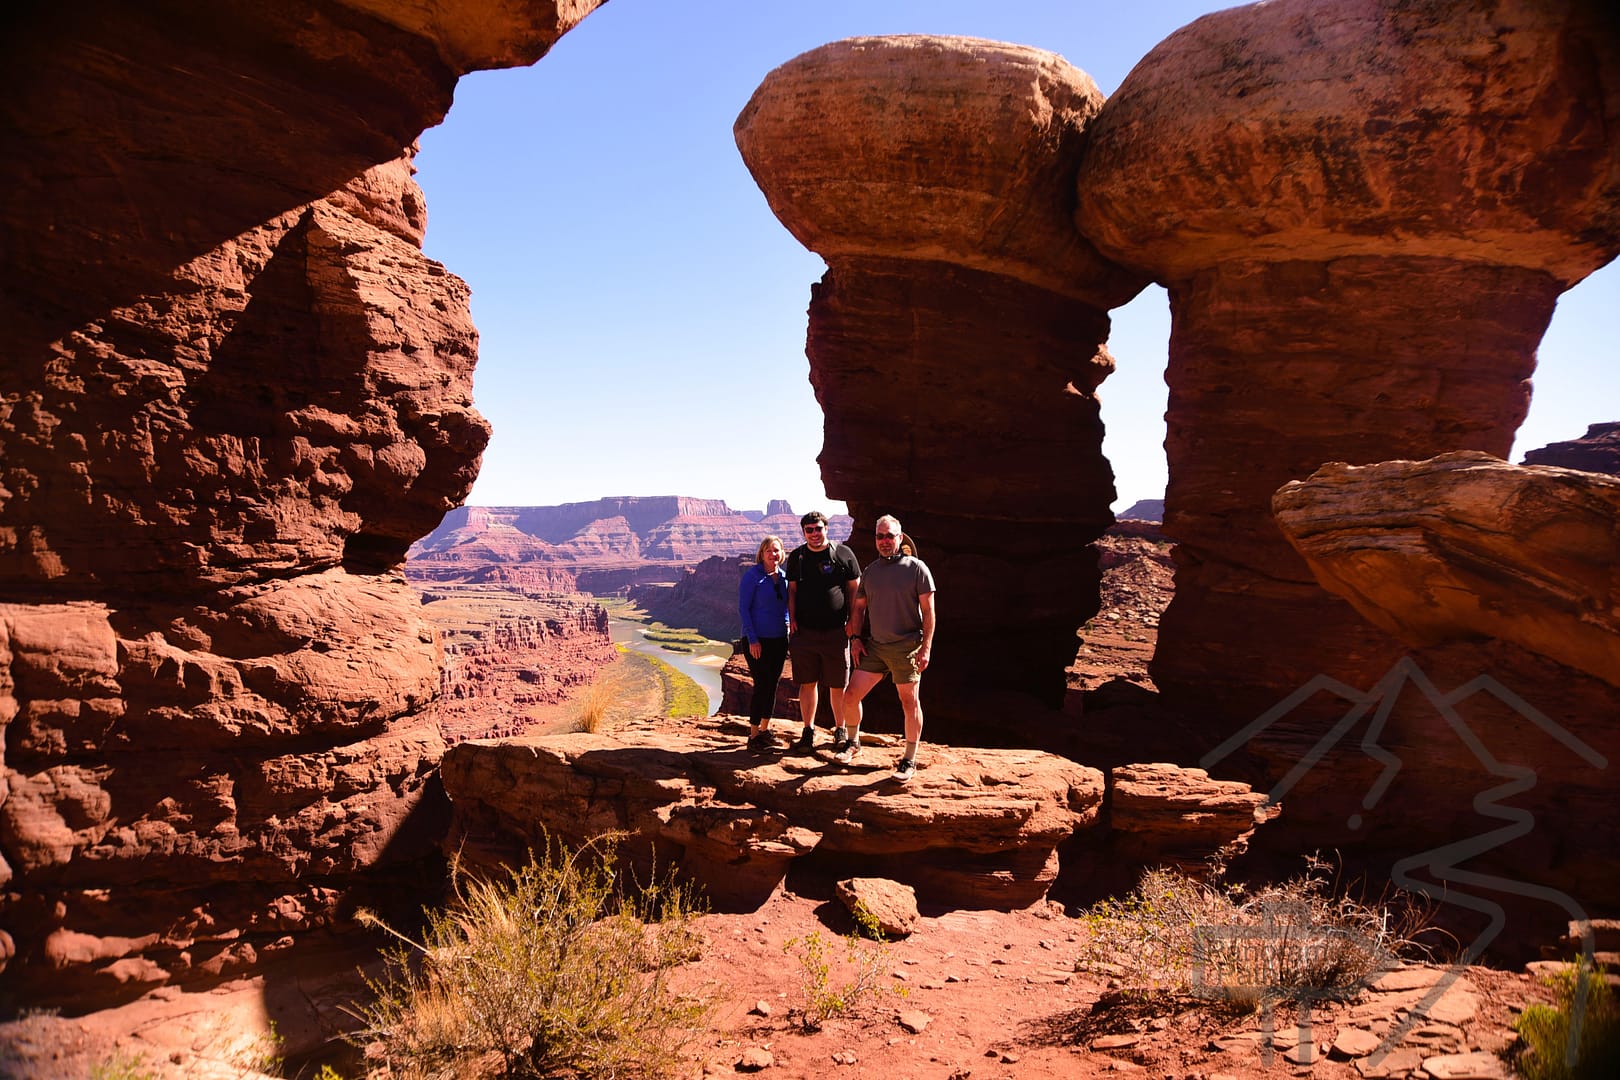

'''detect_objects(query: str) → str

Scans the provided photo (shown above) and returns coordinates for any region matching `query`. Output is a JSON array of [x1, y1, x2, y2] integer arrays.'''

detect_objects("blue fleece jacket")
[[739, 564, 790, 643]]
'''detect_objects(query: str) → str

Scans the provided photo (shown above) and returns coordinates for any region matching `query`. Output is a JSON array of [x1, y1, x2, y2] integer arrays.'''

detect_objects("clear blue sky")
[[415, 0, 1619, 518]]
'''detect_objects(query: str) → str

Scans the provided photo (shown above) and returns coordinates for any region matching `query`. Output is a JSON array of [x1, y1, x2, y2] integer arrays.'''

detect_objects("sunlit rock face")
[[735, 36, 1147, 729], [0, 0, 603, 1011], [1072, 0, 1620, 940], [1073, 0, 1620, 729]]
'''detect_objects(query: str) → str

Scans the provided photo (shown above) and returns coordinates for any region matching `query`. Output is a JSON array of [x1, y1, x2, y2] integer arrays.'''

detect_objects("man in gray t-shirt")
[[835, 514, 936, 784]]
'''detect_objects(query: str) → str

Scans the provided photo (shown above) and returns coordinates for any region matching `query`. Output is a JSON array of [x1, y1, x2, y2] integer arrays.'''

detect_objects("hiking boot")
[[748, 730, 782, 752], [892, 757, 916, 784], [830, 727, 851, 754], [792, 727, 816, 754], [834, 739, 860, 765]]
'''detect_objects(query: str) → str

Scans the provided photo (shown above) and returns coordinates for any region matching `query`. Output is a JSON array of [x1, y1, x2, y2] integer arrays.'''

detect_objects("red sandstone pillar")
[[735, 36, 1145, 726]]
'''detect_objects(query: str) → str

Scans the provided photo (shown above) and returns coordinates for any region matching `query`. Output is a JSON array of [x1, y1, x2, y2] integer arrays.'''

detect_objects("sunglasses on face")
[[803, 525, 825, 533], [876, 533, 899, 541]]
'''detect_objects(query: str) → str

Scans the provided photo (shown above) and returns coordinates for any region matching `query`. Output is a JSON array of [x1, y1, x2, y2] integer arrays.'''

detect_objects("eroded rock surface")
[[1274, 452, 1620, 688], [1073, 0, 1620, 727], [0, 0, 606, 1011], [736, 36, 1145, 729], [440, 720, 1105, 910]]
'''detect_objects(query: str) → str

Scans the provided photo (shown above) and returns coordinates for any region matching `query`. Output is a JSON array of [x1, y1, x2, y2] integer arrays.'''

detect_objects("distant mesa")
[[1117, 498, 1163, 522], [1521, 422, 1620, 476], [407, 496, 852, 592]]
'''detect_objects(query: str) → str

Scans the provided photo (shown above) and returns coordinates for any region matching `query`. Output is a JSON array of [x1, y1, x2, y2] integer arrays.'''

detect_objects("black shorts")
[[789, 625, 850, 689]]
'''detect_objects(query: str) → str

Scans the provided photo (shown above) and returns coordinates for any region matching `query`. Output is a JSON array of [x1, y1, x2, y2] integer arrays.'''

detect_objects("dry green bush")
[[783, 902, 906, 1031], [348, 837, 708, 1079], [1078, 860, 1418, 1006], [1515, 960, 1620, 1080]]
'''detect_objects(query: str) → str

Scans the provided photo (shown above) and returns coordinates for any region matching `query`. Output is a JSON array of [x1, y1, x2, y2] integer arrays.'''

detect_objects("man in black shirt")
[[785, 510, 861, 753]]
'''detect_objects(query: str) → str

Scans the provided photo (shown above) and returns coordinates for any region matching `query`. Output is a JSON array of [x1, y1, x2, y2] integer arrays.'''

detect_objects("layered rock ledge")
[[441, 720, 1107, 910], [1274, 452, 1620, 689]]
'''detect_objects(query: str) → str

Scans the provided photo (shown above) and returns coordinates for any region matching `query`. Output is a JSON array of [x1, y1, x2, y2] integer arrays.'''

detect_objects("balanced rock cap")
[[1074, 0, 1620, 286], [735, 35, 1145, 307]]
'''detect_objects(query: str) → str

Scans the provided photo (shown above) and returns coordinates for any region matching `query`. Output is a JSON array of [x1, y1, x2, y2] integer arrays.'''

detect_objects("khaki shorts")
[[857, 635, 923, 684]]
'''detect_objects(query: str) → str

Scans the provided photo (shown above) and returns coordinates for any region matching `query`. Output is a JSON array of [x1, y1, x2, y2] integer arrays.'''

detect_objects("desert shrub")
[[89, 1052, 158, 1080], [1078, 860, 1416, 1006], [348, 837, 708, 1079], [1515, 961, 1620, 1079], [783, 903, 905, 1031], [573, 679, 615, 734]]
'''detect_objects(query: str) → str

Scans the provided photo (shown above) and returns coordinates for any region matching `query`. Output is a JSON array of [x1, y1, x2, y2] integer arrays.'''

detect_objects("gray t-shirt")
[[860, 555, 935, 644]]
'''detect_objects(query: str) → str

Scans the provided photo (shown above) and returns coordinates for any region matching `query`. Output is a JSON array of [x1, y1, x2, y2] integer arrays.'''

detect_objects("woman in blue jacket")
[[739, 535, 790, 751]]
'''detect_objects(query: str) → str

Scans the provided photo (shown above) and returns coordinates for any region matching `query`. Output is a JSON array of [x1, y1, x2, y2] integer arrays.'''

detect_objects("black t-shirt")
[[786, 542, 861, 630]]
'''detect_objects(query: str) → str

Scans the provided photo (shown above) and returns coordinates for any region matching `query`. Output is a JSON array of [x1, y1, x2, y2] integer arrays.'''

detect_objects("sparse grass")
[[1515, 960, 1620, 1079], [632, 653, 710, 719], [89, 1051, 158, 1080], [348, 837, 709, 1079], [574, 679, 616, 734], [783, 903, 906, 1031], [1077, 859, 1418, 1008]]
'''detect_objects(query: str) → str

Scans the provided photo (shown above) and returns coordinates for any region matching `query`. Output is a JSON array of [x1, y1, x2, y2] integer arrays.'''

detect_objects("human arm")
[[915, 591, 935, 672], [787, 580, 799, 636], [739, 571, 761, 658], [846, 578, 866, 659]]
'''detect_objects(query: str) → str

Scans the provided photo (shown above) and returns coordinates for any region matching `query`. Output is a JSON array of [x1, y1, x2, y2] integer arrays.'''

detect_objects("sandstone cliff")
[[0, 0, 606, 1012], [408, 499, 852, 591], [1522, 422, 1620, 475]]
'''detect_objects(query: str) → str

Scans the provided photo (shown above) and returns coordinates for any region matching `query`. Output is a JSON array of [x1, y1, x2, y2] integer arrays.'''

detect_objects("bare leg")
[[841, 668, 884, 738], [798, 682, 819, 728], [827, 686, 846, 731], [895, 681, 924, 746]]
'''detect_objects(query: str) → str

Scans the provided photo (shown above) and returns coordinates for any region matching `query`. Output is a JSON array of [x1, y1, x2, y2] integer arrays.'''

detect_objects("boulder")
[[835, 877, 920, 939], [440, 722, 1105, 910], [1108, 762, 1270, 869]]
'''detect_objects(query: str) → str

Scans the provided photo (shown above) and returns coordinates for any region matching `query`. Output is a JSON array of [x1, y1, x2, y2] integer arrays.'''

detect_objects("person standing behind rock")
[[739, 535, 791, 751], [786, 510, 862, 754], [838, 514, 936, 783]]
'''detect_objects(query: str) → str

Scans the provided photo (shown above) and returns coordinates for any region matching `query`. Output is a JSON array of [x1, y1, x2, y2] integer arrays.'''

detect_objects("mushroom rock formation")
[[1522, 421, 1620, 475], [1274, 452, 1620, 688], [734, 36, 1147, 727], [0, 0, 605, 1010], [1072, 0, 1620, 736]]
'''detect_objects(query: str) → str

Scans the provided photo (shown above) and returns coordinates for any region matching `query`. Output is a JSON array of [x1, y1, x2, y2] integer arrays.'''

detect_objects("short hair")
[[800, 511, 828, 528], [756, 535, 784, 564], [876, 514, 902, 536]]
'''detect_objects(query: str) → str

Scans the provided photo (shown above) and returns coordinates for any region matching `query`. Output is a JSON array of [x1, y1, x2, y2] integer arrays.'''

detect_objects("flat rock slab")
[[1421, 1051, 1511, 1079], [441, 721, 1104, 910]]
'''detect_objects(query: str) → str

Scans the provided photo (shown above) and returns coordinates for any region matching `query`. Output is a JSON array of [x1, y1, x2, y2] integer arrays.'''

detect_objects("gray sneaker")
[[792, 727, 815, 754], [892, 757, 916, 783], [834, 739, 860, 765]]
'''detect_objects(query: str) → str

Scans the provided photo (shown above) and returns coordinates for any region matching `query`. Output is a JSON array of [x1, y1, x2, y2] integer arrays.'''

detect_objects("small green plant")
[[1515, 961, 1620, 1079], [89, 1051, 158, 1080], [312, 1066, 344, 1080], [784, 903, 904, 1031], [348, 836, 709, 1079], [1078, 859, 1418, 1006]]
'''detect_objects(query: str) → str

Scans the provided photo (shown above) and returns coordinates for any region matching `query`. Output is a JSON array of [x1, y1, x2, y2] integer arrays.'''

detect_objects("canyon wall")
[[0, 0, 605, 1012]]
